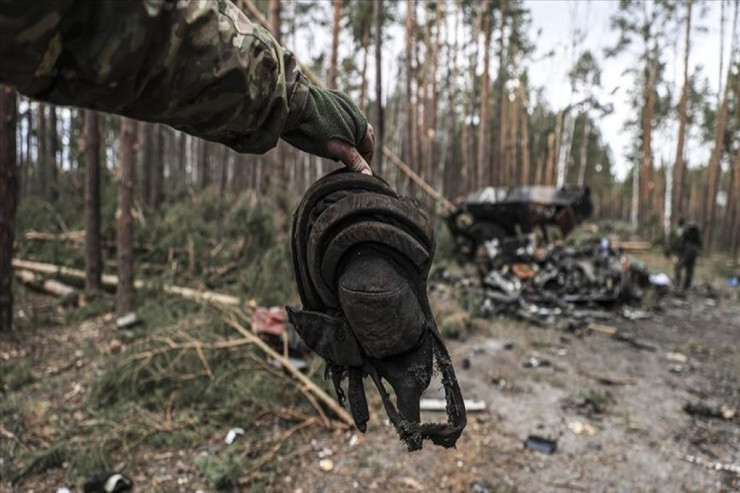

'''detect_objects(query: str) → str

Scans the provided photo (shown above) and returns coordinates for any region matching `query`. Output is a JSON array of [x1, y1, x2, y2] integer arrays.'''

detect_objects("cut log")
[[14, 269, 78, 300], [12, 258, 241, 307]]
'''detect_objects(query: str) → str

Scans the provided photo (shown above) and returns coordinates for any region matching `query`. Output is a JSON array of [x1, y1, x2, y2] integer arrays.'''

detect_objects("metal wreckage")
[[445, 185, 661, 326]]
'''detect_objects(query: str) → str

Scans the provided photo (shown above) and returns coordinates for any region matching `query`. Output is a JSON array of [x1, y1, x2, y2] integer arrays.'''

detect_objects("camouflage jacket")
[[0, 0, 308, 154]]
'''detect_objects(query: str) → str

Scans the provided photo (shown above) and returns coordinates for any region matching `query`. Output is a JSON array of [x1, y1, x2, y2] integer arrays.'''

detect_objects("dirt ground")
[[1, 254, 739, 492]]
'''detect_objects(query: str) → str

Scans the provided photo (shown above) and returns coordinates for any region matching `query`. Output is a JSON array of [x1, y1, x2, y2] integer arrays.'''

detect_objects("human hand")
[[327, 123, 374, 175]]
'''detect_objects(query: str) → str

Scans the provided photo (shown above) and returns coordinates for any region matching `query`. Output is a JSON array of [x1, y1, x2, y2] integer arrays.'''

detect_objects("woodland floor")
[[1, 252, 739, 492]]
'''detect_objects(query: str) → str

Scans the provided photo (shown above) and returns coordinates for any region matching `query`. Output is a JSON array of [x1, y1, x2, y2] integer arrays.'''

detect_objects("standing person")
[[670, 218, 702, 291]]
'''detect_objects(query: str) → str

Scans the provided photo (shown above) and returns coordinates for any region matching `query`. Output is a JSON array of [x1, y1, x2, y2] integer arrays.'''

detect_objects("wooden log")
[[14, 269, 78, 299], [12, 258, 241, 307]]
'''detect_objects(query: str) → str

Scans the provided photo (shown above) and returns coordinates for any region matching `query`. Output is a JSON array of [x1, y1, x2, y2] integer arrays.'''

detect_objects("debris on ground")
[[567, 420, 597, 436], [683, 402, 736, 420], [224, 427, 245, 445], [419, 398, 487, 412], [115, 312, 141, 330], [524, 435, 558, 454], [82, 472, 133, 493]]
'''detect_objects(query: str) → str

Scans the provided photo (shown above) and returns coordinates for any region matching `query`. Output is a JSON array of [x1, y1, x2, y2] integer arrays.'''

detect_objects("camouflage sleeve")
[[0, 0, 308, 154]]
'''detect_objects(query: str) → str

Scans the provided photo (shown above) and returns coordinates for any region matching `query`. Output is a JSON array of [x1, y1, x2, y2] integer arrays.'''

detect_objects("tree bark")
[[703, 0, 738, 249], [117, 118, 137, 314], [0, 85, 18, 331], [477, 0, 492, 188], [84, 110, 102, 294], [150, 124, 164, 209], [671, 0, 692, 226], [374, 0, 384, 175], [37, 103, 47, 198], [405, 0, 416, 189], [198, 139, 209, 189], [328, 0, 341, 89], [519, 85, 530, 185], [359, 26, 370, 112], [494, 0, 507, 186], [640, 45, 657, 227], [48, 106, 58, 201], [577, 114, 589, 186], [138, 123, 151, 204]]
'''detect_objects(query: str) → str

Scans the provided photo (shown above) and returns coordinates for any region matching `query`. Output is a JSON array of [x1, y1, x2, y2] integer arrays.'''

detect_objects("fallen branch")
[[224, 313, 355, 429]]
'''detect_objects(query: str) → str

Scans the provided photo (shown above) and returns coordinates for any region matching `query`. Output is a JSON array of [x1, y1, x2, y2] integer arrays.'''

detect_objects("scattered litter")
[[318, 458, 334, 472], [665, 352, 688, 364], [523, 356, 551, 368], [270, 357, 308, 372], [115, 312, 141, 330], [648, 273, 671, 287], [420, 398, 486, 412], [318, 447, 333, 458], [83, 471, 133, 493], [252, 306, 287, 336], [400, 477, 424, 490], [683, 402, 736, 420], [462, 357, 471, 369], [669, 364, 684, 374], [679, 453, 740, 474], [348, 434, 359, 447], [728, 276, 738, 288], [491, 377, 507, 389], [524, 435, 557, 454], [470, 481, 492, 493], [56, 488, 72, 493], [567, 421, 596, 436], [224, 427, 245, 445]]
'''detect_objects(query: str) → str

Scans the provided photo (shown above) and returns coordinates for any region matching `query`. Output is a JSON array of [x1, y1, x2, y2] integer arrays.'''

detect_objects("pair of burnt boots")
[[288, 170, 466, 451]]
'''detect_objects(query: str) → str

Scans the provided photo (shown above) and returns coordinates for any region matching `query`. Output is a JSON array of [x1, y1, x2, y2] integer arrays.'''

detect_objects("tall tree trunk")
[[269, 0, 281, 43], [374, 0, 384, 175], [177, 131, 186, 188], [405, 0, 416, 188], [729, 151, 740, 261], [138, 124, 151, 204], [544, 131, 556, 186], [23, 103, 31, 195], [445, 1, 460, 198], [671, 0, 693, 226], [577, 114, 589, 186], [0, 86, 18, 331], [427, 0, 443, 186], [328, 0, 341, 89], [84, 110, 102, 294], [49, 107, 58, 201], [117, 118, 137, 314], [494, 0, 507, 186], [150, 124, 164, 209], [198, 139, 209, 189], [477, 0, 492, 188], [703, 0, 738, 249], [359, 26, 370, 113], [37, 103, 47, 198], [519, 85, 530, 186], [640, 47, 657, 227]]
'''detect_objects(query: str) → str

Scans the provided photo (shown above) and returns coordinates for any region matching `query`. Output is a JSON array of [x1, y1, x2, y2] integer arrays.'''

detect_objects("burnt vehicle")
[[447, 185, 594, 257]]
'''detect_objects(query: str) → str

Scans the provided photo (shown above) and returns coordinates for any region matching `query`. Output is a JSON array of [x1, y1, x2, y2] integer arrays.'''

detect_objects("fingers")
[[359, 124, 375, 165], [327, 137, 373, 175]]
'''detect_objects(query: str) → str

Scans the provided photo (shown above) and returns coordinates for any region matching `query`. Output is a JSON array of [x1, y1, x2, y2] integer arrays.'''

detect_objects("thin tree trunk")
[[495, 0, 507, 185], [37, 103, 46, 198], [519, 85, 530, 185], [405, 0, 416, 189], [23, 103, 31, 195], [269, 0, 281, 43], [359, 26, 370, 113], [545, 131, 556, 186], [477, 0, 492, 188], [84, 110, 102, 294], [117, 118, 137, 314], [198, 139, 209, 189], [671, 0, 693, 226], [49, 106, 58, 201], [704, 0, 738, 249], [427, 0, 443, 185], [0, 86, 18, 331], [138, 123, 151, 204], [640, 47, 657, 227], [150, 124, 164, 209], [577, 114, 589, 186], [374, 0, 384, 175], [328, 0, 341, 89], [445, 1, 460, 198]]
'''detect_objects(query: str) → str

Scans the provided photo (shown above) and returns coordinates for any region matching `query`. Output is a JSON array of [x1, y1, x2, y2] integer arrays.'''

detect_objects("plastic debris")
[[224, 427, 245, 445], [524, 435, 557, 454], [567, 420, 596, 436], [318, 458, 334, 472], [115, 312, 141, 330], [419, 398, 487, 412], [83, 472, 133, 493]]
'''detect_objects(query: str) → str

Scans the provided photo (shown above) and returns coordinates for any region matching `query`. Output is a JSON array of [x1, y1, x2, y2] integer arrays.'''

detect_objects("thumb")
[[327, 138, 373, 175]]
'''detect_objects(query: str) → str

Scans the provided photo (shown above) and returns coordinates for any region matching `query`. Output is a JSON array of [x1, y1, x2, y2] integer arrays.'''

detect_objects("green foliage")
[[0, 360, 35, 392]]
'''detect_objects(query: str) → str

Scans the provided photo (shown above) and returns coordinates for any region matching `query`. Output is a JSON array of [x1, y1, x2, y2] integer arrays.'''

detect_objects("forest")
[[0, 0, 739, 490]]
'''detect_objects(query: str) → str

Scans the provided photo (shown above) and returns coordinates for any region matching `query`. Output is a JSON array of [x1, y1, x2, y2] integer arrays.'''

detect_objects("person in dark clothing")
[[671, 218, 702, 291]]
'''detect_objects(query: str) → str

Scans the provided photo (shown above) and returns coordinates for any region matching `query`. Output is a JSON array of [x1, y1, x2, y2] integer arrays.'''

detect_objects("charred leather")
[[287, 170, 467, 451]]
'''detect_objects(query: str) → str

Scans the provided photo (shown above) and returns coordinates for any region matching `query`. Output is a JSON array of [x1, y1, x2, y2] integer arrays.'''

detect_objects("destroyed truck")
[[447, 185, 594, 257]]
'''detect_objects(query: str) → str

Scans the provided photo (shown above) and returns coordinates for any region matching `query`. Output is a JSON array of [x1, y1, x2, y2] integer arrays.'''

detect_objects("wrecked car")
[[447, 185, 594, 257]]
